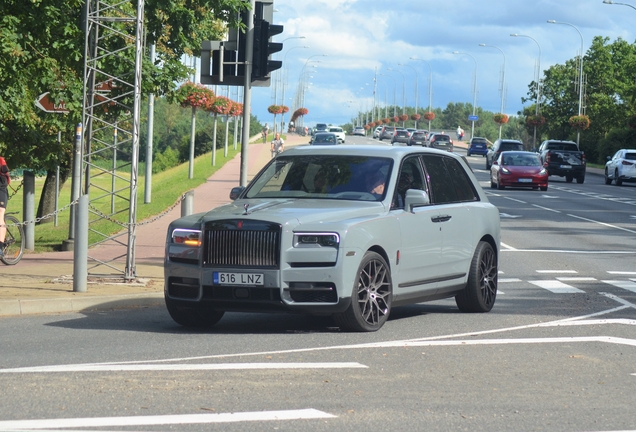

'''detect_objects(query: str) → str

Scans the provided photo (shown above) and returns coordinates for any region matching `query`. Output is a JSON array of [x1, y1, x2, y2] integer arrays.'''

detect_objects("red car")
[[490, 151, 548, 191]]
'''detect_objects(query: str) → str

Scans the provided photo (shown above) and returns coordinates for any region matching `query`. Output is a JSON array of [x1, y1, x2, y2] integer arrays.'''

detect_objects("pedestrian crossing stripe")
[[528, 280, 585, 293], [602, 280, 636, 294]]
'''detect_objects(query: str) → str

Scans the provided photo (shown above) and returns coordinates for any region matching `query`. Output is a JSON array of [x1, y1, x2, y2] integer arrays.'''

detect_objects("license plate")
[[518, 178, 532, 183], [560, 165, 572, 169], [213, 272, 264, 285]]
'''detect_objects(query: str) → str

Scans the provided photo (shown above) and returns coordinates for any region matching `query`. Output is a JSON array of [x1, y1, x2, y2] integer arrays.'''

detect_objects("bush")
[[597, 128, 636, 163], [153, 147, 179, 173]]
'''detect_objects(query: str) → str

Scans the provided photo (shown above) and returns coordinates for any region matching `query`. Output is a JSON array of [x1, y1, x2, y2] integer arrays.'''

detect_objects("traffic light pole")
[[240, 0, 255, 187]]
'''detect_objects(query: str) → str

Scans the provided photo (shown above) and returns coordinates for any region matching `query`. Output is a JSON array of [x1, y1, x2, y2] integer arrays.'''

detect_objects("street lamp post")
[[547, 19, 584, 145], [453, 52, 478, 140], [603, 0, 636, 10], [379, 73, 397, 118], [280, 45, 309, 133], [410, 57, 433, 131], [511, 33, 542, 149], [399, 63, 418, 128], [387, 68, 406, 126], [479, 43, 506, 139]]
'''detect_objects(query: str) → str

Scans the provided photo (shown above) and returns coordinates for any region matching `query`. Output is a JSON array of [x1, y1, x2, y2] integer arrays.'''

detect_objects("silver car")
[[164, 145, 501, 332]]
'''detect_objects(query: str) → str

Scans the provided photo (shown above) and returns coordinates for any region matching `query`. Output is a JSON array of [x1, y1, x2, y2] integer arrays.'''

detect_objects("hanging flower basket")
[[382, 118, 390, 124], [526, 114, 545, 127], [569, 115, 590, 130], [493, 113, 509, 125], [280, 105, 289, 114], [627, 115, 636, 129], [411, 113, 421, 121], [369, 122, 376, 128], [228, 101, 243, 117], [207, 96, 232, 115], [290, 107, 309, 123], [423, 111, 435, 121], [268, 104, 284, 115], [392, 116, 399, 123], [399, 114, 409, 122], [173, 81, 215, 109], [364, 124, 370, 130]]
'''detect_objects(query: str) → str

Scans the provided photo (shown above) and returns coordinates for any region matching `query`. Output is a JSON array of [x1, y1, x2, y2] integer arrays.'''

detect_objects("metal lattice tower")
[[81, 0, 144, 280]]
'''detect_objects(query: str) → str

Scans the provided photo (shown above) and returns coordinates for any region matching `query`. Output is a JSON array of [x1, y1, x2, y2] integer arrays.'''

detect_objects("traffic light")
[[252, 19, 283, 81]]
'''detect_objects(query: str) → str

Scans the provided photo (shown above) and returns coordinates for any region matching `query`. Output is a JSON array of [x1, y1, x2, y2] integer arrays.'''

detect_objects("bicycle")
[[1, 212, 24, 265]]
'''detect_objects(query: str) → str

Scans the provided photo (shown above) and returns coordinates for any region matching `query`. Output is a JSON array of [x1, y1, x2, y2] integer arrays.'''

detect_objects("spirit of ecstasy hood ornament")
[[243, 203, 250, 215]]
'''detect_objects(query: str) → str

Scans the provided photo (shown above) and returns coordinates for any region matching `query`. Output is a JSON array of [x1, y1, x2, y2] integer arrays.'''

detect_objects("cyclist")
[[0, 156, 10, 258], [270, 133, 284, 158]]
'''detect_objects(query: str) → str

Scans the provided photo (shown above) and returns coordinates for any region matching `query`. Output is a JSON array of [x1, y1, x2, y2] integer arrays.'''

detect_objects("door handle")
[[431, 215, 452, 223]]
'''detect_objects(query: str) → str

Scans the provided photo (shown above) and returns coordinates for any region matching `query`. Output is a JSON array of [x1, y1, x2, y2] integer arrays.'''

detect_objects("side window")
[[392, 156, 427, 210], [421, 155, 460, 204], [445, 158, 479, 202]]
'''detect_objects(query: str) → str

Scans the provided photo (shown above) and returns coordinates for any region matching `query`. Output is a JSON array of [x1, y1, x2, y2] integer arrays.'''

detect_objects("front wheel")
[[165, 297, 225, 329], [334, 251, 392, 332], [1, 215, 24, 265], [615, 169, 623, 186], [605, 169, 612, 185], [455, 241, 498, 313]]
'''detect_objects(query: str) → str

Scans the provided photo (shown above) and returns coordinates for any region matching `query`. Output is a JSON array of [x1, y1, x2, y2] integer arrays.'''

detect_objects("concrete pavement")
[[0, 132, 311, 317]]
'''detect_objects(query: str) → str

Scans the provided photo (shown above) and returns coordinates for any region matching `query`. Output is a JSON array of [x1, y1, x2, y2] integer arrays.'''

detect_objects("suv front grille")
[[203, 219, 281, 268]]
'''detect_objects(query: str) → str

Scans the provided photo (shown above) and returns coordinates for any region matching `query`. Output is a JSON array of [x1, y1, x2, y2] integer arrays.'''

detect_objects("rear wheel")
[[540, 185, 548, 191], [565, 175, 573, 183], [576, 175, 585, 184], [334, 251, 392, 332], [1, 215, 24, 265], [455, 241, 497, 313], [165, 297, 225, 329]]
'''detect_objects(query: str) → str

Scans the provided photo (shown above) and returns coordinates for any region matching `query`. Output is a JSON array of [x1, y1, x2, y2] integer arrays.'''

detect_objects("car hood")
[[192, 198, 387, 228]]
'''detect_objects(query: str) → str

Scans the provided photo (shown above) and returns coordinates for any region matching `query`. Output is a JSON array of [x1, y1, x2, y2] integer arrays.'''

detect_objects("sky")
[[240, 0, 636, 128]]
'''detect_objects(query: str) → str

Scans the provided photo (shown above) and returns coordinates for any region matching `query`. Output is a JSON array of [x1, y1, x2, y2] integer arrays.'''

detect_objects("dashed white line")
[[536, 270, 577, 274], [528, 280, 585, 293], [0, 409, 336, 430], [556, 277, 597, 282], [602, 280, 636, 294]]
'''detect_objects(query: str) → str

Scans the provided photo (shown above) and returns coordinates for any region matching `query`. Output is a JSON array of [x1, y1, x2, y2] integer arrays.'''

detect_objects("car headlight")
[[172, 229, 201, 246], [501, 167, 511, 174], [169, 228, 202, 264], [539, 168, 547, 175], [293, 232, 340, 248]]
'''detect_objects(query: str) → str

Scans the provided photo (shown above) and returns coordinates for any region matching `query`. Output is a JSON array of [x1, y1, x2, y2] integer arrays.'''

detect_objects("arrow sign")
[[35, 92, 70, 113]]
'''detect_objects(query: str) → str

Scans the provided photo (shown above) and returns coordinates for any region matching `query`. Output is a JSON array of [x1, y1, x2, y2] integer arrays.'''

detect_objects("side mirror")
[[229, 186, 245, 201], [606, 156, 611, 161], [404, 189, 430, 212]]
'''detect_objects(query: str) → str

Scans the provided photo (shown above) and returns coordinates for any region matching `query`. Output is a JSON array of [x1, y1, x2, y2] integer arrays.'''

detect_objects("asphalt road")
[[1, 136, 635, 431]]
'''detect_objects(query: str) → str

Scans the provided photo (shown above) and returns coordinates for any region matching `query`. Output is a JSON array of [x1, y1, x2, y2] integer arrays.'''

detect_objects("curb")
[[0, 293, 164, 317]]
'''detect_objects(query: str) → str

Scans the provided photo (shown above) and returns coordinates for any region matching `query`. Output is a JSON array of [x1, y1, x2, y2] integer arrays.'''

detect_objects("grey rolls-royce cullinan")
[[164, 145, 500, 332]]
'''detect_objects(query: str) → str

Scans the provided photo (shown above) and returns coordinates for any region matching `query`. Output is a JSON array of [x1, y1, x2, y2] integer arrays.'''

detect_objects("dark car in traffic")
[[486, 139, 525, 170], [391, 129, 411, 145], [467, 137, 489, 157], [310, 132, 338, 145], [378, 125, 396, 141], [537, 140, 586, 183], [408, 130, 428, 146], [428, 134, 453, 152]]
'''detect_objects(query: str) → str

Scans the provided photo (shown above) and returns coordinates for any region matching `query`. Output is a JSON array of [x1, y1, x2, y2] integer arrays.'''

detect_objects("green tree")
[[0, 0, 249, 220]]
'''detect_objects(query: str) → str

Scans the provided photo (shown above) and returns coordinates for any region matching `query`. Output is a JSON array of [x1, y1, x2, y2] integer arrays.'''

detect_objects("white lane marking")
[[602, 280, 636, 293], [504, 197, 527, 204], [502, 249, 636, 254], [500, 242, 518, 251], [0, 362, 367, 374], [567, 213, 636, 234], [357, 336, 636, 349], [0, 409, 336, 430], [498, 278, 522, 282], [532, 204, 561, 213], [536, 270, 577, 274], [608, 271, 636, 275], [528, 280, 585, 293], [499, 213, 522, 218], [557, 277, 596, 281]]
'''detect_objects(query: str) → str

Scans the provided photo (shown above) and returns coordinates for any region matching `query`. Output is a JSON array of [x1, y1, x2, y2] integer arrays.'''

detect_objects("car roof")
[[287, 144, 464, 160]]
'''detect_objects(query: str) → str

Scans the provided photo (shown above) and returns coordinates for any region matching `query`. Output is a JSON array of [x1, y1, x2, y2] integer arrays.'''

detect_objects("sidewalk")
[[0, 132, 310, 317]]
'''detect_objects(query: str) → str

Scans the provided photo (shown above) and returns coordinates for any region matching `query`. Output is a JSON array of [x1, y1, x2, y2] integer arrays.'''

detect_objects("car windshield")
[[502, 153, 541, 166], [500, 142, 523, 151], [245, 155, 393, 201]]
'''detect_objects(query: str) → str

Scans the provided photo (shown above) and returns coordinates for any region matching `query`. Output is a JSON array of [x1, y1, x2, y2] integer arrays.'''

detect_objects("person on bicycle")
[[270, 133, 284, 158], [0, 156, 10, 258]]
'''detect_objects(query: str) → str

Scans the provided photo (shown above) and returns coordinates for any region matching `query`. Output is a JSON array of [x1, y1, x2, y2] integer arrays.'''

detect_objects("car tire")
[[576, 175, 584, 184], [497, 175, 505, 190], [605, 169, 612, 185], [334, 251, 392, 332], [486, 160, 491, 170], [615, 169, 623, 186], [490, 177, 497, 189], [455, 241, 497, 313], [467, 152, 471, 157], [565, 175, 573, 183], [165, 297, 225, 328], [540, 186, 548, 191]]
